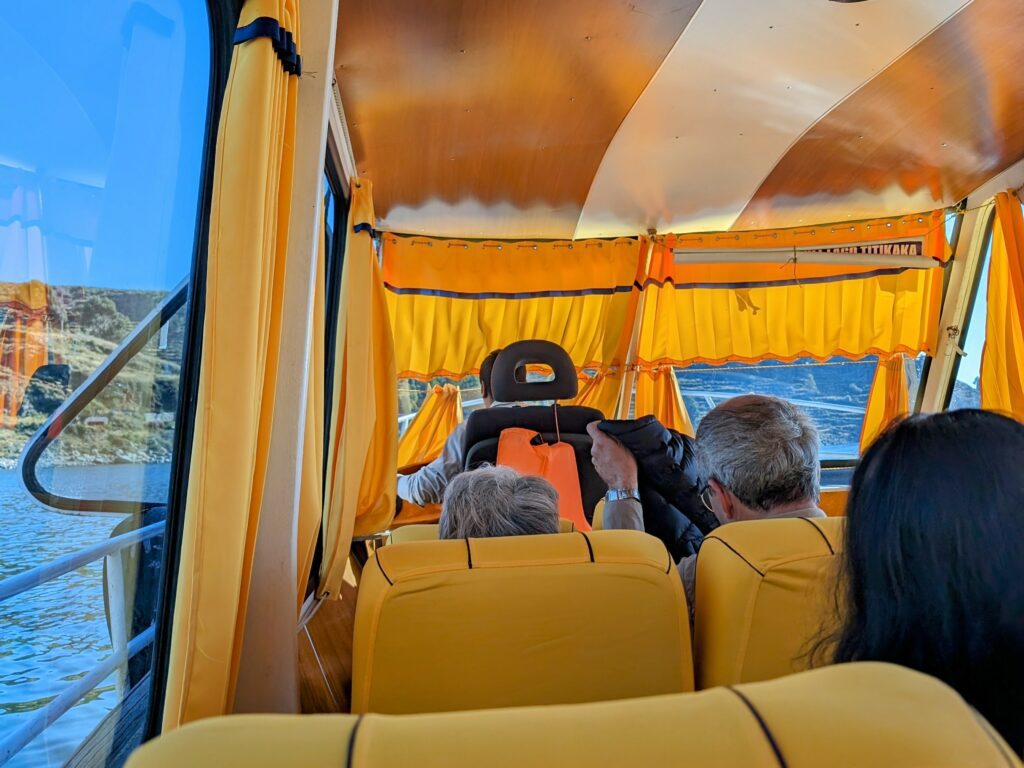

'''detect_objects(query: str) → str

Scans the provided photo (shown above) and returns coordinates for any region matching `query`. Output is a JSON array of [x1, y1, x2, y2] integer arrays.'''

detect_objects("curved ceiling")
[[335, 0, 1024, 238]]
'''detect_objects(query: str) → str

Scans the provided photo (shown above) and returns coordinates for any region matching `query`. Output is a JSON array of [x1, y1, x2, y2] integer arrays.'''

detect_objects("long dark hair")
[[827, 409, 1024, 754]]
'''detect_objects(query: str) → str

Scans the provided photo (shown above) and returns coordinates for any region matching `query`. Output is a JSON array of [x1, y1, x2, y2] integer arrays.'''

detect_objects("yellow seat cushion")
[[389, 518, 575, 544], [694, 516, 843, 689], [127, 663, 1021, 768], [353, 529, 691, 713]]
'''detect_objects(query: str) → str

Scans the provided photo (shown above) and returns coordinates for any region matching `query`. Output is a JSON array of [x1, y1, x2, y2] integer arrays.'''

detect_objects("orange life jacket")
[[496, 427, 591, 531]]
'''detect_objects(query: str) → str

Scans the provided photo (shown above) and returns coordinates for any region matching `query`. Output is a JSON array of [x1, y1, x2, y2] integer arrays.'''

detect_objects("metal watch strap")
[[605, 488, 640, 503]]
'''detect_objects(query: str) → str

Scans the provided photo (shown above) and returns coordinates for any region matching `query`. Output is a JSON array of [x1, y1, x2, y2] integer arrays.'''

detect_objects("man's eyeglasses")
[[698, 481, 714, 513]]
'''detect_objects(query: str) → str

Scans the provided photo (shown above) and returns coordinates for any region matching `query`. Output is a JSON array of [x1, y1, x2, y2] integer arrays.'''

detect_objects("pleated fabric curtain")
[[980, 191, 1024, 420], [383, 235, 643, 381], [569, 370, 624, 419], [163, 0, 299, 730], [397, 384, 463, 470], [633, 368, 695, 437], [319, 178, 398, 599], [637, 213, 947, 368], [296, 198, 327, 617], [859, 354, 910, 452]]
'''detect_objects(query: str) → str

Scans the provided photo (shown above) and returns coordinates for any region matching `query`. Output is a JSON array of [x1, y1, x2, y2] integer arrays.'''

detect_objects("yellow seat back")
[[389, 518, 575, 544], [694, 517, 843, 689], [353, 530, 692, 713], [128, 663, 1021, 768]]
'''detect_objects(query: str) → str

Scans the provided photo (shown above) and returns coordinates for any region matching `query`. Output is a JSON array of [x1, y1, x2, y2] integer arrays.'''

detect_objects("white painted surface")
[[575, 0, 969, 237]]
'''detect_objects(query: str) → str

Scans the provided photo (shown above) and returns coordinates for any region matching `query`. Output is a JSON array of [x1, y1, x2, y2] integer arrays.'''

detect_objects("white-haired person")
[[438, 465, 561, 539], [589, 394, 825, 623]]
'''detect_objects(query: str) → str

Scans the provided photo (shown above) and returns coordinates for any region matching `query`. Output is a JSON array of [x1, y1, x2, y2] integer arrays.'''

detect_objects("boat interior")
[[1, 0, 1023, 766]]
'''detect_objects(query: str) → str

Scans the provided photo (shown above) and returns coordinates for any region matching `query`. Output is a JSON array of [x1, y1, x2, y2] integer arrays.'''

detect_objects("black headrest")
[[491, 340, 578, 402]]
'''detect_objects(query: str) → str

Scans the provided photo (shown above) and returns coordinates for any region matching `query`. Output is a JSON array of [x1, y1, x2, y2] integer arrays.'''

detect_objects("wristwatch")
[[605, 488, 641, 503]]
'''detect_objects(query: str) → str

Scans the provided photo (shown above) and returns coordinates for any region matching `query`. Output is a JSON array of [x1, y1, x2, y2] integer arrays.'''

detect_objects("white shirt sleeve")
[[396, 421, 467, 506]]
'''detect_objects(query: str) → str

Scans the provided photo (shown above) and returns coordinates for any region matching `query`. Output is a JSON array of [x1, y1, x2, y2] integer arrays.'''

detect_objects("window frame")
[[144, 0, 244, 740], [941, 207, 996, 410]]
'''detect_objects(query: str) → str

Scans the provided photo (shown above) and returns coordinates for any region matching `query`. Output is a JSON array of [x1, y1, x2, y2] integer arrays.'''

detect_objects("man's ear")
[[708, 478, 735, 522]]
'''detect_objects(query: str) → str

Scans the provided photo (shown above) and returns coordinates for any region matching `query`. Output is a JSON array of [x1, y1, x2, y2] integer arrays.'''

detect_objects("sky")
[[0, 0, 210, 292]]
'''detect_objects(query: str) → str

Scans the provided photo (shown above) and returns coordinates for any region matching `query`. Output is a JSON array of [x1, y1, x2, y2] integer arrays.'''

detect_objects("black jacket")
[[599, 416, 720, 561]]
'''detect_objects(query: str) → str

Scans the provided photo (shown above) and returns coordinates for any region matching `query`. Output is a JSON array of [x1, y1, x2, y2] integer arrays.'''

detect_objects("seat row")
[[129, 662, 1020, 767], [361, 517, 841, 713]]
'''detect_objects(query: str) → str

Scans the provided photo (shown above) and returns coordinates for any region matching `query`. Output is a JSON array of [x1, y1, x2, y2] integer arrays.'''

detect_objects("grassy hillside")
[[0, 284, 186, 468]]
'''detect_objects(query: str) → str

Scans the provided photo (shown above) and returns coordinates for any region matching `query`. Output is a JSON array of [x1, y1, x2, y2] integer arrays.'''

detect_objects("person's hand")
[[587, 422, 639, 489]]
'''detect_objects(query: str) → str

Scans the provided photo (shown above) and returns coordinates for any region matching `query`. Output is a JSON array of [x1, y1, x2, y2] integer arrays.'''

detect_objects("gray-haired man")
[[588, 395, 825, 622]]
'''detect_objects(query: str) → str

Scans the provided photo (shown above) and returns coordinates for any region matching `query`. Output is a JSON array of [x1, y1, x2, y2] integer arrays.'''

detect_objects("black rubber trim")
[[20, 283, 187, 513], [465, 538, 473, 569], [345, 714, 365, 767], [727, 687, 788, 768], [703, 536, 765, 577], [579, 532, 595, 562], [144, 0, 242, 741], [666, 547, 675, 575], [799, 517, 835, 555], [375, 552, 393, 587]]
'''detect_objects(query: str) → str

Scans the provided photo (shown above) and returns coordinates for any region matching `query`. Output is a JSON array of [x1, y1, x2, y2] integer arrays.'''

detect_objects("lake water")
[[0, 465, 169, 768]]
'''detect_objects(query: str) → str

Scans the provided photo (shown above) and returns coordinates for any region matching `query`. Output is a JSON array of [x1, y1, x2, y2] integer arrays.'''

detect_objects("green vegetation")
[[0, 285, 185, 468]]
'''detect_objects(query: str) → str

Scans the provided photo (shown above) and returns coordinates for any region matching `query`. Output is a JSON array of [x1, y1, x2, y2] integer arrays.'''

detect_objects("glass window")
[[949, 220, 994, 410], [0, 2, 210, 766], [675, 356, 883, 462]]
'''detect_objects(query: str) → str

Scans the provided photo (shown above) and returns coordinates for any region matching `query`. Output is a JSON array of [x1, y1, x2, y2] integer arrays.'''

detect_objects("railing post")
[[105, 549, 130, 696]]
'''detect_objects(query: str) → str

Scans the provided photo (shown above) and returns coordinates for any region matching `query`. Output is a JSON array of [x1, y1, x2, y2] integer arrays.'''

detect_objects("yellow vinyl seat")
[[694, 516, 843, 689], [127, 663, 1021, 768], [353, 529, 692, 713], [389, 518, 575, 544]]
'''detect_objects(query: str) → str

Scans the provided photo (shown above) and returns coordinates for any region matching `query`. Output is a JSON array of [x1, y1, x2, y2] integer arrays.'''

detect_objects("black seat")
[[463, 341, 607, 520]]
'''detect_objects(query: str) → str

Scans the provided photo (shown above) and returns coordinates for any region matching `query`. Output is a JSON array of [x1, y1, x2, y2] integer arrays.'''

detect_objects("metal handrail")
[[0, 625, 155, 766], [0, 521, 164, 603], [0, 522, 165, 764]]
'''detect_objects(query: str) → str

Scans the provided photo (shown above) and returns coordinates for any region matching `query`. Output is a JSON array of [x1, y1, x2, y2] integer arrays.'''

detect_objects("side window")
[[676, 356, 880, 461], [949, 214, 994, 410], [0, 2, 211, 766]]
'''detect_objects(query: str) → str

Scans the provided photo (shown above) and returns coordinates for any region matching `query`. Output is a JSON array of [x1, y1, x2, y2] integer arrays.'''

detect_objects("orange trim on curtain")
[[320, 178, 398, 596], [980, 191, 1024, 420], [397, 383, 463, 470], [859, 354, 909, 452], [633, 368, 695, 437], [163, 0, 299, 729]]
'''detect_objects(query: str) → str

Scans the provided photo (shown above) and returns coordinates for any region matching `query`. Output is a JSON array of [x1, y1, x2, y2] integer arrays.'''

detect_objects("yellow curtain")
[[633, 368, 695, 437], [383, 235, 643, 380], [859, 354, 910, 452], [568, 370, 624, 418], [320, 179, 398, 598], [397, 384, 463, 469], [296, 198, 327, 617], [163, 0, 299, 729], [638, 212, 947, 368], [0, 280, 49, 427], [980, 191, 1024, 419]]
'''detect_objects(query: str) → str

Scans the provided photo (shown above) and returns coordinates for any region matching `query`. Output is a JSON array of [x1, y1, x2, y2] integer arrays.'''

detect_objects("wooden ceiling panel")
[[735, 0, 1024, 230], [335, 0, 700, 238]]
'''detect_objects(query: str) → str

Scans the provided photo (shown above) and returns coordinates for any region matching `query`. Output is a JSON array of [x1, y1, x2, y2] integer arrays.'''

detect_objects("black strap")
[[353, 222, 374, 235], [726, 687, 788, 768], [234, 16, 302, 76]]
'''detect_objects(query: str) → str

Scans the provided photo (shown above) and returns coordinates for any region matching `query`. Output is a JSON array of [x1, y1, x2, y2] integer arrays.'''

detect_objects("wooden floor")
[[298, 563, 359, 714]]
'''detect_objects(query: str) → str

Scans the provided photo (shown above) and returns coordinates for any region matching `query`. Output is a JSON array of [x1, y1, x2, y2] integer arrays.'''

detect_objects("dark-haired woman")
[[827, 409, 1024, 754]]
